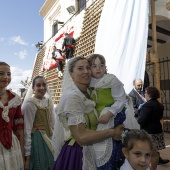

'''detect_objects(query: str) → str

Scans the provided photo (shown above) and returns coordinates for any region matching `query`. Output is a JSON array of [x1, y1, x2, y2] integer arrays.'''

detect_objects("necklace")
[[80, 90, 88, 93], [80, 90, 90, 99], [0, 91, 6, 100]]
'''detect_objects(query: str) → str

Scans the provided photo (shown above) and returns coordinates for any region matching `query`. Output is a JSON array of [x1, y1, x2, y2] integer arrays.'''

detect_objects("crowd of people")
[[0, 53, 169, 170]]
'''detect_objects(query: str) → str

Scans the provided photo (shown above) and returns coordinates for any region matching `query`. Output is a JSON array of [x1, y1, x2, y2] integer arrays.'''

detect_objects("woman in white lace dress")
[[52, 56, 124, 170], [0, 61, 24, 170]]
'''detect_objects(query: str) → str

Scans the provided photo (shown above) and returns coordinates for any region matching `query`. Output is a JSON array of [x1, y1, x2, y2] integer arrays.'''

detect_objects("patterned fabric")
[[31, 100, 53, 138], [150, 132, 165, 150], [30, 130, 54, 170], [0, 133, 24, 170]]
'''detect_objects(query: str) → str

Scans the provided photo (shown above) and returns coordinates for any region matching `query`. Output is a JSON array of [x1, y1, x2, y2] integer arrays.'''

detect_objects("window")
[[78, 0, 86, 12], [53, 22, 58, 36]]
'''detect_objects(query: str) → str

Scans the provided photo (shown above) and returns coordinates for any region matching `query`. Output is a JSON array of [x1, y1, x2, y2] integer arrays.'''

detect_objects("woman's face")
[[0, 65, 11, 89], [70, 59, 91, 89], [32, 77, 47, 99]]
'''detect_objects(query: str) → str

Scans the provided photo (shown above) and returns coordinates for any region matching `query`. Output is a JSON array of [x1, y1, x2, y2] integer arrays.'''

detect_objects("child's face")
[[90, 57, 106, 79], [32, 78, 47, 99], [122, 140, 152, 170]]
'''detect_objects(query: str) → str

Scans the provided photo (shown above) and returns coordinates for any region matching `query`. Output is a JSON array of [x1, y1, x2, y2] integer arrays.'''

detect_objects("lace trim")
[[0, 91, 21, 122], [90, 74, 123, 89], [94, 138, 113, 167], [0, 133, 24, 169], [8, 90, 22, 108], [83, 145, 97, 170], [68, 115, 86, 126], [27, 97, 52, 109]]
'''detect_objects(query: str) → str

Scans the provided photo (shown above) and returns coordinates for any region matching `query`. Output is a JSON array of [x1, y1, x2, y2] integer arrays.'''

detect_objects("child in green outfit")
[[88, 54, 126, 170]]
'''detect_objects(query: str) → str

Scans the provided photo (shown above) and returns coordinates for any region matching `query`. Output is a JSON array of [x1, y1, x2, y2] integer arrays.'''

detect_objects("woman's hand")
[[111, 124, 124, 141], [24, 156, 30, 170]]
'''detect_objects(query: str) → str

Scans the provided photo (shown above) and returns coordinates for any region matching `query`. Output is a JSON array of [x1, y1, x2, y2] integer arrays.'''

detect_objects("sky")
[[0, 0, 44, 93]]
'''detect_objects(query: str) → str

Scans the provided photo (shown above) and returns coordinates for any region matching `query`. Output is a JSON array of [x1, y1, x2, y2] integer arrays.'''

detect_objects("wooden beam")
[[147, 44, 152, 48], [150, 0, 158, 55], [150, 0, 160, 93], [148, 53, 161, 103], [149, 24, 170, 36], [148, 36, 166, 44]]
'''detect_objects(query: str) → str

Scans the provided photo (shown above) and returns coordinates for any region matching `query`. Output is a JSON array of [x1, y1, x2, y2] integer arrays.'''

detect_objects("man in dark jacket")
[[62, 33, 75, 61], [128, 79, 146, 118]]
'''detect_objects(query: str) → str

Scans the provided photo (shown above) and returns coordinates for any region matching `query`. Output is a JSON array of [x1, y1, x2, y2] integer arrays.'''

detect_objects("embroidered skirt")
[[0, 133, 24, 170], [30, 130, 54, 170]]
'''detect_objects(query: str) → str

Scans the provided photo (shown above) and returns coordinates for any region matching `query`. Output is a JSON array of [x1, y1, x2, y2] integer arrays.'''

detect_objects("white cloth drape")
[[95, 0, 149, 93]]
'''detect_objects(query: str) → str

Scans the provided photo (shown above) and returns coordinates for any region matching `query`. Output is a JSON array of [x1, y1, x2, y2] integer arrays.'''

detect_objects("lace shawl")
[[90, 73, 126, 115], [90, 73, 123, 89]]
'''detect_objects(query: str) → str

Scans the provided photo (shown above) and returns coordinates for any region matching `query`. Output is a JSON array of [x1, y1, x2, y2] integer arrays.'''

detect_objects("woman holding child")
[[52, 56, 125, 170]]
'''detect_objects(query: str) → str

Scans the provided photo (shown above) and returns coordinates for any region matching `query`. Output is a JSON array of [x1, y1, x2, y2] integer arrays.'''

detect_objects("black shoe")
[[159, 157, 169, 164]]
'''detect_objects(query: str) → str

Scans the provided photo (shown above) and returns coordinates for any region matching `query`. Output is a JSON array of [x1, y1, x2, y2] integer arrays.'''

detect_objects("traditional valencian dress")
[[0, 90, 24, 170], [22, 96, 55, 170], [90, 74, 126, 169], [52, 82, 98, 170]]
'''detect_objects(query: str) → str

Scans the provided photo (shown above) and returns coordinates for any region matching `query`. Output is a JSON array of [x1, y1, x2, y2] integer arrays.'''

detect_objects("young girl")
[[121, 129, 153, 170], [22, 76, 55, 170], [0, 61, 24, 169], [88, 54, 126, 169]]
